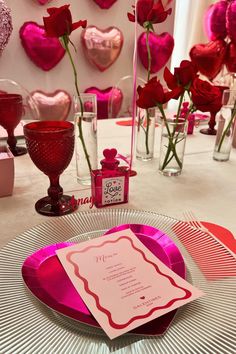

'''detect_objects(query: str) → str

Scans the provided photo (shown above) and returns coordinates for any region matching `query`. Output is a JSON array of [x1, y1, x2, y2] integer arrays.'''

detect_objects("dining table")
[[0, 117, 235, 353]]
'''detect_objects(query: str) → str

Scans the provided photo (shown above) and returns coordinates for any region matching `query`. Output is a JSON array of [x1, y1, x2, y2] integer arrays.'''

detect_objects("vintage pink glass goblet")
[[0, 93, 27, 156], [24, 121, 77, 216]]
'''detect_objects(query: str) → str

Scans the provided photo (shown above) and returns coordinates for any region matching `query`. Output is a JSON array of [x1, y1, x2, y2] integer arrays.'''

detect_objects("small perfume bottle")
[[91, 148, 129, 208]]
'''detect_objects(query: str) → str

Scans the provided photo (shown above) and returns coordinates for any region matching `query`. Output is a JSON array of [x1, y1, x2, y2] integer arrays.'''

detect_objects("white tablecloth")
[[0, 119, 235, 248]]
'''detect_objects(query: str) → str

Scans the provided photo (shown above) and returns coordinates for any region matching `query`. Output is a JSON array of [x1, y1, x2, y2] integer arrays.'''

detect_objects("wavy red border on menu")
[[66, 236, 191, 330]]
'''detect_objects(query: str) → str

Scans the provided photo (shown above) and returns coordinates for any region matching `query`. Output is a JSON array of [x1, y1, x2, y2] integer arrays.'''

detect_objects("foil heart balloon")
[[37, 0, 52, 4], [226, 0, 236, 44], [81, 26, 123, 72], [93, 0, 117, 9], [19, 22, 65, 71], [138, 32, 174, 73], [30, 90, 71, 121], [189, 40, 226, 80], [204, 0, 228, 41], [225, 42, 236, 72], [85, 87, 123, 119]]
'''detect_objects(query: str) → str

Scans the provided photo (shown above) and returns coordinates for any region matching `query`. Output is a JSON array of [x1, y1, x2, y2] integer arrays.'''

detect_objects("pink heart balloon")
[[138, 32, 174, 73], [37, 0, 52, 4], [93, 0, 117, 9], [226, 0, 236, 43], [81, 26, 123, 72], [84, 87, 123, 119], [204, 0, 228, 41], [30, 90, 71, 121], [19, 22, 65, 71]]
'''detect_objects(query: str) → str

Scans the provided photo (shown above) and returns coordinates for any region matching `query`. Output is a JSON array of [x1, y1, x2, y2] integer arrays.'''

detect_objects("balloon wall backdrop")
[[0, 1, 175, 120]]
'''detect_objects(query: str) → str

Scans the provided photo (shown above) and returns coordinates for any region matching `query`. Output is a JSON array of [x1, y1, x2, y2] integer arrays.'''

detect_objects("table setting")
[[1, 1, 236, 353]]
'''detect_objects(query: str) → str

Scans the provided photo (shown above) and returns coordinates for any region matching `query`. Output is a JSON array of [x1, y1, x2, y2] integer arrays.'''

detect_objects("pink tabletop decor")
[[22, 224, 186, 336], [81, 26, 124, 72], [30, 90, 71, 121], [19, 22, 65, 71], [85, 86, 123, 119]]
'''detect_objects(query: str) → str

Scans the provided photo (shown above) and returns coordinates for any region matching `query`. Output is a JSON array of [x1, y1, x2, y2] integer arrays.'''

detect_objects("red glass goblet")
[[200, 111, 218, 135], [0, 93, 27, 155], [24, 121, 77, 216]]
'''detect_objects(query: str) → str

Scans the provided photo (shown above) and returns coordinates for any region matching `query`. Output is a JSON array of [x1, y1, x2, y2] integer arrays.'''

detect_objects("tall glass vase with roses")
[[128, 0, 172, 161], [43, 5, 94, 183], [137, 60, 224, 175]]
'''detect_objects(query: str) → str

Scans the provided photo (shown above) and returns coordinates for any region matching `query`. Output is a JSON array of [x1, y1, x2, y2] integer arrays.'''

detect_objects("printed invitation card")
[[56, 229, 204, 339]]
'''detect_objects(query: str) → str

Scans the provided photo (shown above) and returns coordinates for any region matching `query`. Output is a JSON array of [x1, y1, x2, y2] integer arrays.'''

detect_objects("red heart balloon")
[[226, 0, 236, 43], [204, 0, 228, 41], [93, 0, 117, 9], [85, 87, 123, 119], [81, 26, 123, 72], [138, 32, 174, 74], [189, 40, 226, 80], [19, 22, 65, 71], [30, 90, 71, 121], [225, 41, 236, 72]]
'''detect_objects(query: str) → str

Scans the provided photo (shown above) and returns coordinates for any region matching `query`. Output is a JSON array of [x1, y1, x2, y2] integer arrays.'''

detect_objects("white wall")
[[1, 0, 175, 96]]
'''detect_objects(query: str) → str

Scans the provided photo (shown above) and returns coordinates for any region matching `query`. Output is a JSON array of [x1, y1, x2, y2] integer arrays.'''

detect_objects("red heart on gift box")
[[138, 32, 174, 74], [19, 22, 65, 71], [30, 90, 71, 121], [81, 26, 123, 72], [85, 86, 123, 119], [93, 0, 117, 9], [189, 39, 226, 80]]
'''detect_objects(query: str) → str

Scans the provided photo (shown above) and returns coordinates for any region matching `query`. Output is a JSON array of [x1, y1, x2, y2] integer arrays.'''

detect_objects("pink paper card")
[[56, 229, 204, 339]]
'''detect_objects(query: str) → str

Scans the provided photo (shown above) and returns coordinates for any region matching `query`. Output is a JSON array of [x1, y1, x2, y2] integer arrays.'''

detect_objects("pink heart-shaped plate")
[[22, 224, 185, 336]]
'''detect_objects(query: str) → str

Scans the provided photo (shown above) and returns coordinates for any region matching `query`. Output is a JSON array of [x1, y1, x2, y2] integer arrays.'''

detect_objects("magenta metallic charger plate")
[[22, 224, 186, 336]]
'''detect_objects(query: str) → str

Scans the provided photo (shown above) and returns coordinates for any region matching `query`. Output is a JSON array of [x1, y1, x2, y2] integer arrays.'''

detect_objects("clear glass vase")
[[74, 94, 98, 185], [159, 118, 188, 176], [136, 107, 157, 161], [213, 90, 236, 161]]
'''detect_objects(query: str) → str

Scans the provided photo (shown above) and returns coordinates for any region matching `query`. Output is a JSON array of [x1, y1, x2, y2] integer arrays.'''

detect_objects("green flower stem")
[[217, 101, 236, 153], [62, 36, 92, 172], [142, 27, 152, 156], [158, 105, 183, 170]]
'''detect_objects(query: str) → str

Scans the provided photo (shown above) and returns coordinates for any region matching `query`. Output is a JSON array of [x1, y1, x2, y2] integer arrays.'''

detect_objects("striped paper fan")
[[172, 221, 236, 280]]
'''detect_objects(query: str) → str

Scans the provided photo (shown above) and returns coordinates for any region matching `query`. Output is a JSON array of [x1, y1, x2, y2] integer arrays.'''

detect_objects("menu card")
[[56, 229, 204, 339]]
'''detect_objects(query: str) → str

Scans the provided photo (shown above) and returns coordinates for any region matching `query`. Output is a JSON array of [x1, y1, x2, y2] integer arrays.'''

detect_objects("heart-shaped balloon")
[[225, 41, 236, 72], [138, 32, 174, 73], [85, 87, 123, 119], [226, 0, 236, 43], [81, 26, 123, 72], [0, 0, 13, 54], [189, 40, 226, 80], [30, 90, 71, 120], [204, 0, 228, 41], [37, 0, 52, 4], [92, 0, 117, 9], [19, 22, 65, 71]]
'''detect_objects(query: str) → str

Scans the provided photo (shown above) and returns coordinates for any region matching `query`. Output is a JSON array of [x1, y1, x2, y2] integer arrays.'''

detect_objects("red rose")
[[128, 0, 172, 27], [43, 5, 87, 38], [164, 60, 198, 98], [190, 78, 223, 113], [137, 77, 175, 109]]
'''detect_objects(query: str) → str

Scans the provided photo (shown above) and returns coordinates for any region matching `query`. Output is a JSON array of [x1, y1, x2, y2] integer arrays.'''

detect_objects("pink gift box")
[[0, 146, 14, 197]]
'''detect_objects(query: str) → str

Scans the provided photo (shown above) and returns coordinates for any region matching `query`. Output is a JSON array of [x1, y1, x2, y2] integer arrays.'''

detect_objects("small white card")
[[56, 229, 204, 339]]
